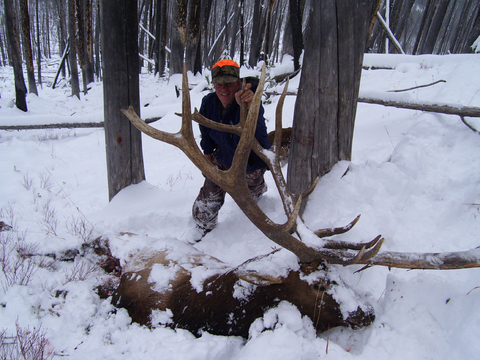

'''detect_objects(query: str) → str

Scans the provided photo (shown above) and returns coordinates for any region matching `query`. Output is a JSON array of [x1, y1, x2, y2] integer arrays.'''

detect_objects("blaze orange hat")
[[212, 60, 240, 83]]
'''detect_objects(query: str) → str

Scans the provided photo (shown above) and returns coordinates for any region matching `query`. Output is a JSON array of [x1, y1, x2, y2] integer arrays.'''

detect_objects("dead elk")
[[111, 242, 374, 338]]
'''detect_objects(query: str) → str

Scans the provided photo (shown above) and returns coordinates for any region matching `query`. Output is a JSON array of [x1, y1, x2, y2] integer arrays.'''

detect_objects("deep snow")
[[1, 53, 480, 359]]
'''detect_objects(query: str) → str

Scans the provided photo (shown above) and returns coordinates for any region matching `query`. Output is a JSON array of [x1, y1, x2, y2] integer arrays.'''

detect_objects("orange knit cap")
[[212, 59, 240, 68]]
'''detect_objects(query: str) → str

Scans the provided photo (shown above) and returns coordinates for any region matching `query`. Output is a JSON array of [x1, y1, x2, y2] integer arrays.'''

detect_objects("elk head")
[[121, 64, 480, 271], [111, 236, 374, 338]]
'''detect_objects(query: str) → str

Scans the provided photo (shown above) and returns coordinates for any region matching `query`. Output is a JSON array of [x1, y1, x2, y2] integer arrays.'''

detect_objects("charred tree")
[[100, 0, 145, 201], [287, 0, 376, 202], [3, 0, 28, 111], [19, 0, 38, 95]]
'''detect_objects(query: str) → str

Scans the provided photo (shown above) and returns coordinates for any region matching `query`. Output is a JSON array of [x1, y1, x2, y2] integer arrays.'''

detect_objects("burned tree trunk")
[[100, 0, 145, 201], [3, 0, 28, 111]]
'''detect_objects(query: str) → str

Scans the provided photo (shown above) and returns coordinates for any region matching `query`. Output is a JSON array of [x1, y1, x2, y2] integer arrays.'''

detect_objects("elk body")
[[111, 238, 374, 338]]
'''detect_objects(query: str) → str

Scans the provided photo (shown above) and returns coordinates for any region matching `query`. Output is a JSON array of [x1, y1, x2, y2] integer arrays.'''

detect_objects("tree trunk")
[[155, 0, 168, 76], [100, 0, 145, 201], [287, 0, 375, 201], [248, 0, 264, 67], [56, 0, 68, 79], [75, 0, 88, 93], [3, 0, 28, 111], [68, 0, 81, 99], [239, 0, 245, 66], [84, 0, 95, 83], [19, 0, 38, 95], [35, 0, 42, 86], [170, 0, 188, 75], [185, 0, 201, 74], [94, 0, 101, 80], [288, 0, 303, 71]]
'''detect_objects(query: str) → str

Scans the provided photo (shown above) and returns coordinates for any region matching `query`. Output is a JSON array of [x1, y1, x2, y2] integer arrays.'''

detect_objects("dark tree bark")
[[239, 0, 245, 66], [288, 0, 303, 71], [287, 0, 376, 201], [100, 0, 145, 201], [55, 0, 68, 79], [0, 30, 7, 66], [36, 0, 42, 86], [155, 0, 167, 76], [19, 0, 38, 95], [3, 0, 28, 111], [185, 0, 201, 74], [75, 0, 89, 93], [170, 0, 188, 75], [248, 0, 264, 67], [68, 0, 81, 99], [84, 0, 95, 83], [94, 0, 101, 80]]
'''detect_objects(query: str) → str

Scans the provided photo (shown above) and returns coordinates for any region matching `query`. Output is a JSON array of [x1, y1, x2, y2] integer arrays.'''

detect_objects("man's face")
[[213, 81, 240, 108]]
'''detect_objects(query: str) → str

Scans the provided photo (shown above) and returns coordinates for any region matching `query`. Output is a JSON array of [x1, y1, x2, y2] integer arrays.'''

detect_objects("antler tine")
[[274, 77, 289, 159], [315, 215, 362, 239], [180, 63, 195, 142], [228, 64, 267, 177], [240, 78, 247, 127]]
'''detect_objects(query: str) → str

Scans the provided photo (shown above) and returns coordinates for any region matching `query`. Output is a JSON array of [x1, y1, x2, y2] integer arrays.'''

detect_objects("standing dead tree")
[[3, 0, 28, 111]]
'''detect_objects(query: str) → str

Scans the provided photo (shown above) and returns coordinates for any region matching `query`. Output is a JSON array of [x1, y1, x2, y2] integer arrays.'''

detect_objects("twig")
[[387, 79, 446, 93], [460, 116, 480, 135]]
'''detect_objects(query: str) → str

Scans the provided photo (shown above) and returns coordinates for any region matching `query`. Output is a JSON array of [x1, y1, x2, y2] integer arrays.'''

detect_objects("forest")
[[1, 0, 479, 102]]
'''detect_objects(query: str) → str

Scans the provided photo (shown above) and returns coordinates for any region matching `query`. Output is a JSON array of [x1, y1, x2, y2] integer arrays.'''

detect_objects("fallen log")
[[358, 97, 480, 118], [0, 117, 161, 131]]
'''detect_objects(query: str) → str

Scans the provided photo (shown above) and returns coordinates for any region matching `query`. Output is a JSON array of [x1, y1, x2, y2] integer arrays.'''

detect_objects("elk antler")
[[122, 64, 480, 271]]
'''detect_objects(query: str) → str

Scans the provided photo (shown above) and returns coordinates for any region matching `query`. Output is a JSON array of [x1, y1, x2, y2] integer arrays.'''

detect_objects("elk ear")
[[235, 270, 284, 286]]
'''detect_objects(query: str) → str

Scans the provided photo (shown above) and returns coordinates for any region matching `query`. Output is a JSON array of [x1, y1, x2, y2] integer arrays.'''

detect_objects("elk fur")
[[112, 236, 374, 338]]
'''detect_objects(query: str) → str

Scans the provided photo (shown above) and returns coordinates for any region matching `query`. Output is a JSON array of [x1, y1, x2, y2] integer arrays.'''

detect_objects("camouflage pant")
[[192, 160, 267, 231]]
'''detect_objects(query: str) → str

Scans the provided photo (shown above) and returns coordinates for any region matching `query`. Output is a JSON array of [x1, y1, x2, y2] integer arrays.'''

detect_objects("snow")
[[1, 52, 480, 359]]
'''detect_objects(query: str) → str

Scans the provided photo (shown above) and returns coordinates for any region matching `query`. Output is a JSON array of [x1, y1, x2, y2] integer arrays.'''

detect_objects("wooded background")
[[1, 0, 479, 201], [1, 0, 479, 91]]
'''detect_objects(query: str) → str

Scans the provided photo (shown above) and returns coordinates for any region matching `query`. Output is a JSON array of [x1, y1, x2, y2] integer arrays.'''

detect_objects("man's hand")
[[235, 83, 254, 110]]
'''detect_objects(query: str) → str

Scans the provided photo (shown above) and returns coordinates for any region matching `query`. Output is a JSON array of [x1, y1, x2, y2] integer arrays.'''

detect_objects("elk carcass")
[[111, 237, 374, 338]]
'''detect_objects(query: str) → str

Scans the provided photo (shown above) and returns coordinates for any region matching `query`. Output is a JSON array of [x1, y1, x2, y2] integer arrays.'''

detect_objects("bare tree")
[[68, 0, 81, 99], [155, 0, 168, 76], [3, 0, 28, 111], [170, 0, 188, 75], [288, 0, 303, 71], [185, 0, 201, 74], [287, 0, 376, 202], [101, 0, 145, 201], [19, 0, 38, 95]]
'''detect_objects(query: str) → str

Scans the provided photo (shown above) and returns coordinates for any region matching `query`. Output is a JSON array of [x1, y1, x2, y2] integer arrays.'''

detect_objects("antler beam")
[[121, 64, 480, 271]]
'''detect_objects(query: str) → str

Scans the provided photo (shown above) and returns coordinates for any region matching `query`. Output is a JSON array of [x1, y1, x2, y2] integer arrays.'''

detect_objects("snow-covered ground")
[[0, 53, 479, 359]]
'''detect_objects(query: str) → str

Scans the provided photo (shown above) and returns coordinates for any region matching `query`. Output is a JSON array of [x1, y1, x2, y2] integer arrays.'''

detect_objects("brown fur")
[[112, 248, 374, 338], [268, 127, 292, 165]]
